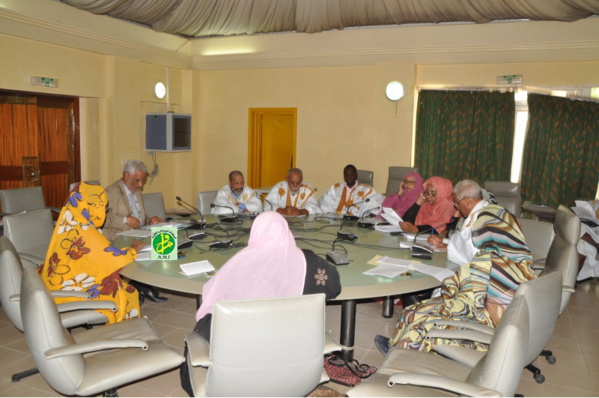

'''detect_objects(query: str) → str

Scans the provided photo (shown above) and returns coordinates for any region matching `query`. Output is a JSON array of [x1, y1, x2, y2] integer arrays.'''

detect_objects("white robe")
[[447, 199, 489, 265], [577, 200, 599, 281], [319, 182, 381, 216], [264, 181, 321, 215], [211, 185, 263, 215]]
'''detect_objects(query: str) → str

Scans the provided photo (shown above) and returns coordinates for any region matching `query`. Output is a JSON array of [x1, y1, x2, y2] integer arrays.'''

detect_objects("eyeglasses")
[[403, 180, 416, 185], [423, 191, 437, 197], [453, 197, 468, 207]]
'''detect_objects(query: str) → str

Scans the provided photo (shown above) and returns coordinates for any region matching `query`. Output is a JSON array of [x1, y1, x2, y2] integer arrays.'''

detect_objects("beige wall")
[[1, 31, 598, 207]]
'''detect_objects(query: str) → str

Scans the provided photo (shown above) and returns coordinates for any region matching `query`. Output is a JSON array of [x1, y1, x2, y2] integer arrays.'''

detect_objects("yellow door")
[[248, 108, 296, 189]]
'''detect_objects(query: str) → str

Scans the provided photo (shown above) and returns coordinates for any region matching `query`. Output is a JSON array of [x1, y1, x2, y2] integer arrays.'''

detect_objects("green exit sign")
[[30, 76, 58, 88]]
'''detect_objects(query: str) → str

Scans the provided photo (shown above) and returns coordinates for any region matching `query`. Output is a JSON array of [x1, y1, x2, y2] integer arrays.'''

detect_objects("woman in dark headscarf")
[[376, 204, 537, 354]]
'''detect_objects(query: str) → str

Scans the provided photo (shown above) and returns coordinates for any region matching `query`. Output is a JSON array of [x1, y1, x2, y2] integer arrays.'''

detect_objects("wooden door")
[[248, 108, 296, 189], [0, 91, 80, 211]]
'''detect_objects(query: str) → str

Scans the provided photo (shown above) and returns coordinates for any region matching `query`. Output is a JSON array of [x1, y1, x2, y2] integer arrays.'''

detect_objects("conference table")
[[118, 213, 459, 360]]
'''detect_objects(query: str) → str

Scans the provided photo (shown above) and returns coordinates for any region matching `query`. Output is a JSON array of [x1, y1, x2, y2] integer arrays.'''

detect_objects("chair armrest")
[[432, 345, 484, 367], [185, 332, 211, 367], [45, 339, 148, 359], [388, 373, 501, 397], [324, 332, 341, 354], [47, 206, 62, 214], [17, 252, 44, 267], [425, 329, 493, 345], [563, 286, 576, 293], [57, 300, 117, 313], [51, 290, 92, 299], [9, 294, 20, 302], [433, 320, 494, 335]]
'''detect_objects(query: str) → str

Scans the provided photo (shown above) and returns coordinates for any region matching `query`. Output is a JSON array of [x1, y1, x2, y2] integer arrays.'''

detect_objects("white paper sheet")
[[180, 260, 215, 276], [116, 229, 152, 238]]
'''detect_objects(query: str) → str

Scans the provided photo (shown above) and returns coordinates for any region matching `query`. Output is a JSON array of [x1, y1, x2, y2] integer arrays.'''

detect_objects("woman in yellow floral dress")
[[38, 182, 143, 323]]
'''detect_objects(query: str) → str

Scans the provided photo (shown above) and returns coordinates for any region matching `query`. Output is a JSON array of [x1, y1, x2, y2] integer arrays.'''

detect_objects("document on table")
[[380, 207, 403, 225], [116, 229, 152, 238], [364, 255, 455, 281], [572, 201, 599, 225], [141, 221, 190, 230], [179, 260, 215, 276]]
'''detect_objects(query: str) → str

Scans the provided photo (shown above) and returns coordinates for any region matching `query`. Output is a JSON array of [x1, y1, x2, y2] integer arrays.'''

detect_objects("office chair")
[[484, 181, 522, 217], [68, 180, 100, 193], [357, 169, 374, 186], [348, 295, 530, 397], [20, 266, 184, 396], [185, 294, 340, 397], [385, 167, 418, 196], [142, 192, 167, 221], [3, 209, 55, 267], [0, 236, 116, 382], [0, 186, 61, 215], [429, 270, 562, 384], [197, 190, 218, 215], [519, 217, 555, 265]]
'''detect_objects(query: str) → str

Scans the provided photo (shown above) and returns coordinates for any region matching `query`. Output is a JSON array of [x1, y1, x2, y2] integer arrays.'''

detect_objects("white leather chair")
[[484, 181, 522, 217], [0, 186, 60, 215], [20, 266, 184, 397], [185, 294, 340, 397], [348, 295, 530, 397], [197, 190, 218, 215], [519, 218, 555, 264], [0, 236, 115, 382], [385, 167, 418, 196], [357, 169, 374, 186], [142, 192, 167, 220], [429, 270, 563, 384], [3, 209, 55, 267]]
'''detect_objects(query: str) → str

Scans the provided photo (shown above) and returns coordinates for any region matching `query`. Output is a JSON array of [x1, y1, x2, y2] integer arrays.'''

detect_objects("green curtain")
[[414, 90, 515, 186], [521, 94, 599, 207]]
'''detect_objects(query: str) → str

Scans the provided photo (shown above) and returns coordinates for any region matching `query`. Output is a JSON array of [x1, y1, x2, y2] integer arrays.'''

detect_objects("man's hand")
[[148, 216, 163, 225], [131, 239, 145, 253], [428, 235, 447, 249], [126, 216, 141, 229], [399, 222, 418, 233]]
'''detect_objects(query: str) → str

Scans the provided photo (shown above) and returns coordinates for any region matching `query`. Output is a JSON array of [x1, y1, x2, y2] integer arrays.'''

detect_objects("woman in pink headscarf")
[[193, 211, 341, 341], [378, 171, 424, 218], [400, 176, 455, 234]]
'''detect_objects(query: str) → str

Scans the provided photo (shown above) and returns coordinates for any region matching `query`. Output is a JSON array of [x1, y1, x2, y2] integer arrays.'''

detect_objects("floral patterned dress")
[[38, 182, 141, 324]]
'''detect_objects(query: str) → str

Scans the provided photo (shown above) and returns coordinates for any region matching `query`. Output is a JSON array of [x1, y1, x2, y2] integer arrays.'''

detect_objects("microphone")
[[343, 198, 371, 220], [326, 238, 349, 265], [176, 196, 205, 229], [210, 203, 238, 223], [337, 219, 357, 242], [410, 222, 446, 259], [209, 224, 233, 249], [357, 206, 381, 228], [263, 197, 275, 212]]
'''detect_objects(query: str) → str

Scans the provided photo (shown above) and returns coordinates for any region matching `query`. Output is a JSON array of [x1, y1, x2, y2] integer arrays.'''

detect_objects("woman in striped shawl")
[[382, 204, 536, 353]]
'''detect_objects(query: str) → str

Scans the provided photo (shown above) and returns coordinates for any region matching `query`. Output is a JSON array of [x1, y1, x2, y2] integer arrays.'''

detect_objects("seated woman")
[[378, 171, 424, 219], [375, 204, 536, 355], [400, 176, 455, 234], [180, 211, 341, 395], [39, 182, 144, 324]]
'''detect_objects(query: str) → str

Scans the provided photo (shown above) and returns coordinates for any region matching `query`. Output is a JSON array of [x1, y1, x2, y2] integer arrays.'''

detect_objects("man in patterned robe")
[[265, 168, 321, 216]]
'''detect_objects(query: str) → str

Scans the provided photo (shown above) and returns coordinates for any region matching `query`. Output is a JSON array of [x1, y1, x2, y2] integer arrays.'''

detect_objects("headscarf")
[[39, 182, 140, 324], [195, 211, 307, 321], [415, 176, 455, 233], [394, 171, 424, 217]]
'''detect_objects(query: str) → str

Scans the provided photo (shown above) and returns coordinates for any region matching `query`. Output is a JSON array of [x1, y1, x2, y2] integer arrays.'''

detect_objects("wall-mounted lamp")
[[385, 81, 404, 101], [154, 81, 166, 99]]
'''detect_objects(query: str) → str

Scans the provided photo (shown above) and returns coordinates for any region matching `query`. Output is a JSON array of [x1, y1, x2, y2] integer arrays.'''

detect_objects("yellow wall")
[[1, 32, 598, 207]]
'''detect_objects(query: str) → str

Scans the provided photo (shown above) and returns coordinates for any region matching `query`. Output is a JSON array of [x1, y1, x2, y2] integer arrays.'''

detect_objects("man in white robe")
[[265, 168, 320, 216], [428, 179, 489, 265], [319, 164, 381, 217], [212, 170, 262, 215]]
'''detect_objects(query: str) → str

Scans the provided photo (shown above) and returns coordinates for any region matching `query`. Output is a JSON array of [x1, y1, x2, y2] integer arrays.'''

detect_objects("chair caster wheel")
[[546, 355, 556, 365], [534, 374, 545, 384]]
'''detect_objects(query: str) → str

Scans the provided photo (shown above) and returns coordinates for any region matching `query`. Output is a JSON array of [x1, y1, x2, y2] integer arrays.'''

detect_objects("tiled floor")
[[1, 279, 599, 397]]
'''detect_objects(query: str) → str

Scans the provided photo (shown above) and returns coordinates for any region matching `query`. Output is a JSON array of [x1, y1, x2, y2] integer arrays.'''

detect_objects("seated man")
[[319, 164, 380, 217], [212, 170, 262, 215], [265, 168, 320, 216], [576, 199, 599, 281], [103, 159, 167, 303], [428, 179, 489, 265]]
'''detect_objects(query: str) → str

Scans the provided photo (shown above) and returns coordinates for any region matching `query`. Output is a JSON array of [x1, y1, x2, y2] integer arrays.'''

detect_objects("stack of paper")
[[572, 201, 599, 225], [180, 260, 215, 276], [364, 255, 455, 281]]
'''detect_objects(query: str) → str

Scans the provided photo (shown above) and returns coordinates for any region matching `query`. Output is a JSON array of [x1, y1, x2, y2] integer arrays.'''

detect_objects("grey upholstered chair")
[[0, 236, 115, 382], [429, 270, 563, 384], [185, 294, 340, 397], [348, 295, 530, 397], [142, 192, 167, 220], [519, 218, 555, 264], [197, 190, 219, 215], [3, 209, 55, 267], [0, 186, 60, 215], [357, 169, 374, 186], [484, 181, 522, 216], [20, 266, 184, 396], [385, 167, 418, 196]]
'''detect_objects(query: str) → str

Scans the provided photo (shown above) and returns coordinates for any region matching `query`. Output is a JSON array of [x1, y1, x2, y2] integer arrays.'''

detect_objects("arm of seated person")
[[301, 249, 342, 299], [147, 216, 163, 225]]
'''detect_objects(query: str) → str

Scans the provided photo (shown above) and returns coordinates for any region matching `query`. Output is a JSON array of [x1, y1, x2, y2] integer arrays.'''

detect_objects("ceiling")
[[59, 0, 599, 39]]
